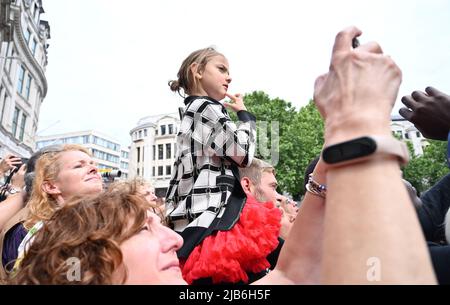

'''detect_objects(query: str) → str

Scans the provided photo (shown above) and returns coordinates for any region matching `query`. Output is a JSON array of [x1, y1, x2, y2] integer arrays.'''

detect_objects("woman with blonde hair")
[[1, 144, 103, 274]]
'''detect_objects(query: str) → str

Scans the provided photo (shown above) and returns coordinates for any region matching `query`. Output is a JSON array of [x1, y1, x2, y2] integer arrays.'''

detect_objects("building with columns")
[[129, 113, 179, 197], [390, 115, 428, 156], [0, 0, 50, 158]]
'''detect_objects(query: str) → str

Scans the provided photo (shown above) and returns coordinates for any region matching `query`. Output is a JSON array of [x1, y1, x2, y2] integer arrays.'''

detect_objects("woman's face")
[[49, 150, 103, 200], [139, 184, 158, 204], [119, 212, 186, 285]]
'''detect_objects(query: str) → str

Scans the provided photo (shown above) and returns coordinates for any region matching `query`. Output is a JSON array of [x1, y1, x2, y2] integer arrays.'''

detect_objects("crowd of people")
[[0, 25, 449, 285]]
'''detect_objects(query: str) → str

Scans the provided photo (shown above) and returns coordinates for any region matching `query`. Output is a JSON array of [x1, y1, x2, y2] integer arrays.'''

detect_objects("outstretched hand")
[[399, 87, 450, 140], [313, 26, 402, 144], [223, 93, 247, 112]]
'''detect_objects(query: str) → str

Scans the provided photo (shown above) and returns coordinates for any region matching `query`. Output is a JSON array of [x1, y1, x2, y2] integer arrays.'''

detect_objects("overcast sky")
[[38, 0, 450, 146]]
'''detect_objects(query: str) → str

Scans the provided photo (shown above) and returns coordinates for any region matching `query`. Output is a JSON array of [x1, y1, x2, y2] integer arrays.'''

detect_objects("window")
[[166, 143, 171, 159], [30, 3, 35, 17], [152, 145, 155, 160], [25, 74, 32, 100], [169, 124, 174, 134], [7, 49, 14, 72], [120, 161, 128, 169], [33, 4, 40, 24], [19, 114, 27, 141], [142, 147, 144, 162], [144, 129, 147, 137], [4, 43, 12, 72], [23, 28, 31, 44], [137, 147, 141, 163], [17, 66, 25, 94], [155, 129, 158, 136], [160, 125, 166, 136], [92, 136, 119, 151], [416, 132, 421, 138], [91, 149, 120, 164], [138, 130, 142, 138], [137, 168, 140, 176], [152, 167, 155, 176], [31, 39, 37, 55], [405, 133, 410, 139], [158, 166, 163, 176], [0, 86, 6, 124], [158, 144, 163, 160], [166, 165, 172, 176], [12, 107, 20, 137]]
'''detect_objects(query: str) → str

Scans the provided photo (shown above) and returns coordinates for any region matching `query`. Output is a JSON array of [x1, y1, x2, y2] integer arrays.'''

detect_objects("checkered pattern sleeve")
[[184, 98, 256, 167]]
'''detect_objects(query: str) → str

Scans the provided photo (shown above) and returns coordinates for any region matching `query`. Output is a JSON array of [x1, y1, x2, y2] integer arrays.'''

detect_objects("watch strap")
[[323, 136, 409, 168]]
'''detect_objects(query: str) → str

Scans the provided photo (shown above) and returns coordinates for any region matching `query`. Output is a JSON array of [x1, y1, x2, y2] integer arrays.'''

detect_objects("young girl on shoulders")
[[166, 47, 281, 284]]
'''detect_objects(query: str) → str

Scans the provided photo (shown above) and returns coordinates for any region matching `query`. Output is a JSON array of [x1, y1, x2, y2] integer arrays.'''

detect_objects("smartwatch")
[[322, 136, 409, 167]]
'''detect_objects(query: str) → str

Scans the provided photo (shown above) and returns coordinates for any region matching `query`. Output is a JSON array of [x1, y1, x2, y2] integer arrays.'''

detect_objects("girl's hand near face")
[[224, 93, 247, 112]]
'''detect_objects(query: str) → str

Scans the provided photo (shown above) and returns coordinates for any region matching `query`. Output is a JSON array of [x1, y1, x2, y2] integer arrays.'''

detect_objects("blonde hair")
[[168, 47, 223, 97], [24, 144, 91, 230], [239, 158, 275, 186], [10, 181, 155, 284]]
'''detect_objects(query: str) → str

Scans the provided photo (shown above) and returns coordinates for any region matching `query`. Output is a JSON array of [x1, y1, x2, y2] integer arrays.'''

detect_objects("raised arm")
[[314, 26, 435, 284], [258, 26, 436, 285]]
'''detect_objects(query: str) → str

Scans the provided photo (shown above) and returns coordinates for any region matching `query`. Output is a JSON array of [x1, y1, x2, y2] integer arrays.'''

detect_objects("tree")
[[234, 91, 324, 199], [279, 100, 324, 198], [402, 140, 449, 195]]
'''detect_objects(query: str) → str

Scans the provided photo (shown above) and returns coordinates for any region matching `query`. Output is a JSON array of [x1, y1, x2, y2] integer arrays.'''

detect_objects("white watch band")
[[371, 135, 409, 166]]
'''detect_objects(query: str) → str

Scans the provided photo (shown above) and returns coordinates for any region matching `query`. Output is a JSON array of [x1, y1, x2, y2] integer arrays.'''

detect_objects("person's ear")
[[241, 177, 253, 195], [190, 62, 202, 80], [42, 181, 61, 196]]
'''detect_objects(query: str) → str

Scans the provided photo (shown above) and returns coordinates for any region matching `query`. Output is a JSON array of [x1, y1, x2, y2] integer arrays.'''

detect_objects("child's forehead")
[[209, 54, 228, 63]]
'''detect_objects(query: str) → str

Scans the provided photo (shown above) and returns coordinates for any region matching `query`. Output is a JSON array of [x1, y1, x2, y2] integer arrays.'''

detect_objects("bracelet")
[[7, 185, 22, 195], [306, 174, 326, 199]]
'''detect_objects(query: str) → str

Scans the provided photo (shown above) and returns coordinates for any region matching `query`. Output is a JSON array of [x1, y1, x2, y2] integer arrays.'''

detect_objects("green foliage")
[[402, 140, 449, 195], [278, 100, 324, 198], [236, 91, 324, 199]]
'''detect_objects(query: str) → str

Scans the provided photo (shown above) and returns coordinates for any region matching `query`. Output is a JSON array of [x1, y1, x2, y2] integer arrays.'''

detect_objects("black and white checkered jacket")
[[166, 96, 256, 258]]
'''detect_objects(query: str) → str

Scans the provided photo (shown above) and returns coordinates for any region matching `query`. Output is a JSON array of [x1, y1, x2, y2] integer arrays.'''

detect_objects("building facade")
[[390, 115, 428, 156], [129, 113, 179, 198], [36, 130, 130, 179], [0, 0, 50, 158]]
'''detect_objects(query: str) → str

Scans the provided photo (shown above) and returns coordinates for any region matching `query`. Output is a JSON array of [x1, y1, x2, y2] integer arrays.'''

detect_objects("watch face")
[[323, 137, 377, 164]]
